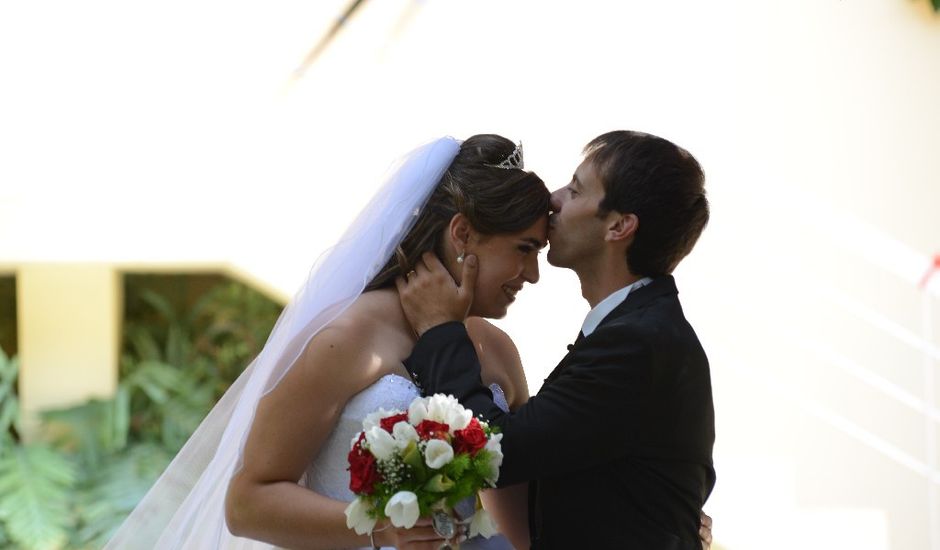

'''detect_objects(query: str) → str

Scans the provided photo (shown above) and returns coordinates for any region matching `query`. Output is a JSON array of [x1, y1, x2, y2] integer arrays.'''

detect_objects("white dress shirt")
[[580, 277, 653, 337]]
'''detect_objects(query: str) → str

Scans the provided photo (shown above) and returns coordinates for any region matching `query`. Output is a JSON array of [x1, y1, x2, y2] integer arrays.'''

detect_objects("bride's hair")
[[366, 134, 551, 291]]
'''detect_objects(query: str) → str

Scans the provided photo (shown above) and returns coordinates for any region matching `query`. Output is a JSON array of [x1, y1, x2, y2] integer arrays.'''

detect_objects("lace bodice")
[[302, 374, 512, 550]]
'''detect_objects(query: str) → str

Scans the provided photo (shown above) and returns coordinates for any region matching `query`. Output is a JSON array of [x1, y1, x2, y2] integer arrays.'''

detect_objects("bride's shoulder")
[[466, 318, 529, 408], [466, 318, 513, 349], [295, 289, 409, 378], [322, 289, 401, 336]]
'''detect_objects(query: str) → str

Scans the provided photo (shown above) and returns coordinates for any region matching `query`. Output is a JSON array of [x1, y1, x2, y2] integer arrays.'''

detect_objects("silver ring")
[[432, 510, 456, 538]]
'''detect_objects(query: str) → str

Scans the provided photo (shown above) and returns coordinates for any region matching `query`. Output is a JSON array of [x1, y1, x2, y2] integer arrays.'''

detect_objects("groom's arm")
[[396, 252, 710, 490], [407, 322, 508, 422], [405, 321, 661, 488]]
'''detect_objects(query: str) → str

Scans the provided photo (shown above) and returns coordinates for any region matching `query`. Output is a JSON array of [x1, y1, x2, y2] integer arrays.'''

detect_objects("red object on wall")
[[919, 254, 940, 289]]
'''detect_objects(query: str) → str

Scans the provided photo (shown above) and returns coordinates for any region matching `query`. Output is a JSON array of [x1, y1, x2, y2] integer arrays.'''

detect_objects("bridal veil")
[[105, 137, 461, 549]]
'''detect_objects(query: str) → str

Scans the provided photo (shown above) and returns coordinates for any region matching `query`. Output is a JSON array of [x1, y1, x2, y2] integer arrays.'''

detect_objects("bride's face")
[[463, 216, 548, 319]]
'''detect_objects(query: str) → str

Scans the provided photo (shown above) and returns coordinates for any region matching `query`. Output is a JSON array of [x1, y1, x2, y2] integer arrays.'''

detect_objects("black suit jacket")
[[405, 275, 715, 549]]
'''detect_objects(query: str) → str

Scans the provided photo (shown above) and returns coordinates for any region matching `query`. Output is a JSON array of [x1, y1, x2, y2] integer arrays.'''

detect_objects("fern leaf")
[[0, 352, 18, 401], [71, 443, 172, 548], [125, 327, 162, 362], [123, 361, 185, 404], [0, 445, 75, 550], [0, 396, 20, 439], [160, 382, 213, 451], [138, 289, 177, 324], [42, 399, 119, 468]]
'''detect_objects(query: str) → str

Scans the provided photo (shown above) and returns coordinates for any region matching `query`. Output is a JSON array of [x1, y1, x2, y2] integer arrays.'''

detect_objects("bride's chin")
[[476, 305, 509, 321]]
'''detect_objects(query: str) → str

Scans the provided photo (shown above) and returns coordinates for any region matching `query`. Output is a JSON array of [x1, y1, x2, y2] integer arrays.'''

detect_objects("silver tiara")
[[485, 142, 524, 170]]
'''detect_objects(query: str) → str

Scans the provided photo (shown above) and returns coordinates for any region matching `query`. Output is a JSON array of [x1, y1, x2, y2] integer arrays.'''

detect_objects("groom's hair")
[[585, 131, 709, 276], [366, 134, 551, 291]]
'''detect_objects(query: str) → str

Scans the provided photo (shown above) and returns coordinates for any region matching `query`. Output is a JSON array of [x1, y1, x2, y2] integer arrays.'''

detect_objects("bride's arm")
[[224, 323, 437, 549], [467, 318, 531, 550]]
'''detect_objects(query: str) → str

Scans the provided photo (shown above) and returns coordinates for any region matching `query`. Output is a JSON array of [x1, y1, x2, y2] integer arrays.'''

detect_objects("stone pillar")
[[17, 264, 121, 441]]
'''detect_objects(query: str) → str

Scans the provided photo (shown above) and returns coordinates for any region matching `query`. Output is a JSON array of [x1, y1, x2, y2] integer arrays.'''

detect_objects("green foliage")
[[361, 442, 496, 521], [0, 445, 76, 550], [122, 279, 281, 401], [443, 453, 470, 479], [69, 444, 173, 548], [0, 348, 21, 451], [0, 276, 281, 549], [42, 399, 124, 470]]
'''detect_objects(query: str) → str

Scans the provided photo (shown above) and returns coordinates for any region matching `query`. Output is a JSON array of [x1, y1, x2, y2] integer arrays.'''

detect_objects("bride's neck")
[[360, 287, 419, 345]]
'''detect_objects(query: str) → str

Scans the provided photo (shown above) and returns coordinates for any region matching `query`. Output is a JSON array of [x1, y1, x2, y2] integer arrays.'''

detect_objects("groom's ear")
[[448, 213, 473, 248], [605, 213, 638, 244]]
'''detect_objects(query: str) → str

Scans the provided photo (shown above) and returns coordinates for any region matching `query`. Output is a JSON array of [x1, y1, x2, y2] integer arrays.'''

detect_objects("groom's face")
[[546, 159, 609, 269]]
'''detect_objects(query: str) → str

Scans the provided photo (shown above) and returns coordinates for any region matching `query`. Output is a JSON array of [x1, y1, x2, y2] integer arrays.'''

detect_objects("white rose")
[[344, 497, 377, 535], [385, 491, 420, 528], [365, 426, 397, 461], [392, 421, 419, 447], [427, 394, 461, 425], [445, 405, 472, 432], [485, 432, 503, 459], [424, 438, 454, 469], [408, 397, 430, 426], [469, 508, 499, 539]]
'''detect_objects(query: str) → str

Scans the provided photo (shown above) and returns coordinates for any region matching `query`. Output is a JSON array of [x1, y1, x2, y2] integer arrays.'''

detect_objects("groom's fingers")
[[399, 542, 447, 550], [398, 526, 440, 541], [394, 276, 408, 296], [700, 511, 712, 529], [418, 251, 447, 279], [699, 511, 713, 548]]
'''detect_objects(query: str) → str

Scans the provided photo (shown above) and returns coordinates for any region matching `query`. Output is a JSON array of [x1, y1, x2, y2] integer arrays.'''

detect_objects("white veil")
[[105, 137, 462, 549]]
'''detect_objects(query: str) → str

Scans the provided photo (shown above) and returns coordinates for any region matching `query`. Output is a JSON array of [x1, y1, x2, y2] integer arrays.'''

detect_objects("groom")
[[398, 131, 715, 549]]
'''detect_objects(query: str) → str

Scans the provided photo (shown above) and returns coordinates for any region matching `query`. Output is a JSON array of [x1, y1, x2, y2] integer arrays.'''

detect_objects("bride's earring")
[[456, 251, 465, 264]]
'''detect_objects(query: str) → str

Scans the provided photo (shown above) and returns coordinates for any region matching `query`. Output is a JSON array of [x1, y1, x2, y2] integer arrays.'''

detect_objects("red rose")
[[415, 420, 450, 441], [347, 432, 381, 494], [380, 413, 410, 433], [453, 417, 487, 456]]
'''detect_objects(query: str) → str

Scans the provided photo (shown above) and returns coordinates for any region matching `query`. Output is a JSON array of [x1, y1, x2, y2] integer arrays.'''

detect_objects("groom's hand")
[[699, 511, 713, 549], [396, 252, 478, 337]]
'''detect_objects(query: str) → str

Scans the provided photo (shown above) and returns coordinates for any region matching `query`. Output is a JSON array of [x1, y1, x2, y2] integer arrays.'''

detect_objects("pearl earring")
[[457, 252, 465, 264]]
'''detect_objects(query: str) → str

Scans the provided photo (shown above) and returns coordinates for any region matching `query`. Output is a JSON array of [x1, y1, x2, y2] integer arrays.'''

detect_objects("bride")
[[106, 135, 550, 549]]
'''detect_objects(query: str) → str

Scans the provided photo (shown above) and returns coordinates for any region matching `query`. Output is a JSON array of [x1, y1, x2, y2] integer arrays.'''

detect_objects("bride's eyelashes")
[[517, 244, 540, 255], [516, 237, 546, 256]]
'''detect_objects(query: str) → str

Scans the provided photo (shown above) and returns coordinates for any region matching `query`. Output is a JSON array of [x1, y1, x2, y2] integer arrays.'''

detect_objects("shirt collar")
[[580, 277, 653, 337]]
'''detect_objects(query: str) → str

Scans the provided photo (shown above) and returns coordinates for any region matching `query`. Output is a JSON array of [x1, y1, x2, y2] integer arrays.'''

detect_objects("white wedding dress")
[[305, 373, 514, 550], [105, 138, 516, 549]]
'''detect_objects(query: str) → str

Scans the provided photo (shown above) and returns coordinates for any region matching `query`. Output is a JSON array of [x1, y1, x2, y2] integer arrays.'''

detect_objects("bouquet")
[[344, 393, 503, 540]]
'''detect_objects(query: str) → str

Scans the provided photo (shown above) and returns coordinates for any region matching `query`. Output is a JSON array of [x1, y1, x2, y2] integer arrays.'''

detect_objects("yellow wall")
[[17, 265, 121, 440]]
